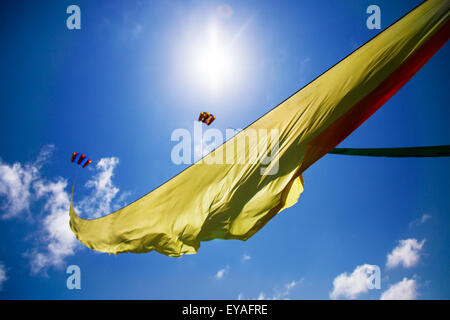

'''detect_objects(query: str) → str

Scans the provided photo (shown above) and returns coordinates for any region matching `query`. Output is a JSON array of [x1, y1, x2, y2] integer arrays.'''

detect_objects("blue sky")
[[0, 0, 449, 299]]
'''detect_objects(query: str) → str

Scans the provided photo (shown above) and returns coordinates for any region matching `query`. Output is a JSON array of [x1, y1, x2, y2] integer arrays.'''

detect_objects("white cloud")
[[0, 161, 35, 218], [330, 264, 377, 300], [420, 214, 432, 224], [78, 157, 120, 219], [30, 178, 77, 274], [0, 161, 37, 219], [251, 278, 303, 300], [273, 279, 301, 300], [0, 145, 54, 219], [409, 214, 431, 229], [214, 265, 229, 279], [0, 262, 7, 291], [242, 254, 251, 262], [34, 144, 55, 168], [386, 239, 425, 269], [380, 278, 417, 300], [0, 146, 129, 274]]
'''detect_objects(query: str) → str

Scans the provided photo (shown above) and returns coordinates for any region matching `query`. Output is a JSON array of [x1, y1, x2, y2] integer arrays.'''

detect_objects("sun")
[[194, 25, 234, 93]]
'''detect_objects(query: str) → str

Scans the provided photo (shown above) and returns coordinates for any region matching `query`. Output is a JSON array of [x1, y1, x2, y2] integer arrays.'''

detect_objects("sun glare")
[[194, 25, 234, 93]]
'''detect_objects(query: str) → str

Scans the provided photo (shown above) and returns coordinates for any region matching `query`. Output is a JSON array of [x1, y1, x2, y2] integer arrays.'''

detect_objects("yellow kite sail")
[[70, 0, 449, 256]]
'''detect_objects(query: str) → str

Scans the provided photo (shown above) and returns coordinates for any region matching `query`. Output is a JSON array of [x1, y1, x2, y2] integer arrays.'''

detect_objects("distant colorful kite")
[[69, 0, 449, 257], [198, 112, 216, 125], [71, 152, 92, 168]]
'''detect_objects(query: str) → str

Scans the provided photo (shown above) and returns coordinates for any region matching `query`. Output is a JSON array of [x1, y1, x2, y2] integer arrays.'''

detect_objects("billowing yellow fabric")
[[70, 0, 449, 256]]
